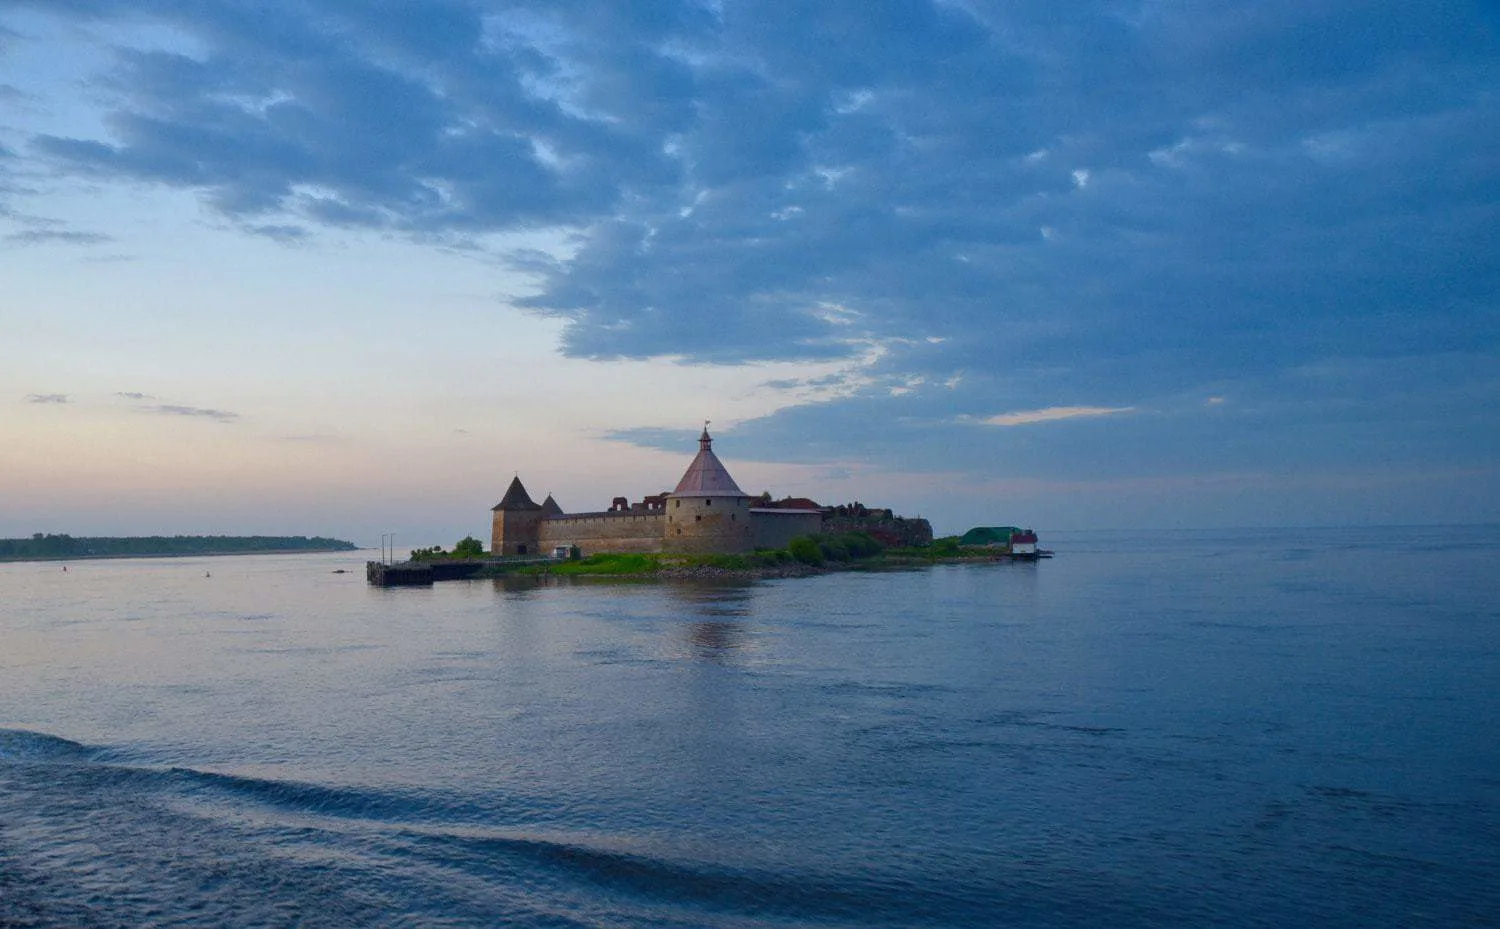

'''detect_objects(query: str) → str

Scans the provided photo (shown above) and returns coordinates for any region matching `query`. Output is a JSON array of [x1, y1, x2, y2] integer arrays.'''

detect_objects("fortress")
[[490, 428, 826, 557]]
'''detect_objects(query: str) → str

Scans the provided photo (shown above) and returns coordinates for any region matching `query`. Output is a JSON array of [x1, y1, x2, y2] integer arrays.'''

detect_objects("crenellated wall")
[[822, 514, 933, 548], [539, 512, 666, 555]]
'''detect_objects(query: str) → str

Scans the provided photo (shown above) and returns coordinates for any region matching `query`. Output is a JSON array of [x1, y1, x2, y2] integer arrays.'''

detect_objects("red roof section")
[[762, 497, 823, 510]]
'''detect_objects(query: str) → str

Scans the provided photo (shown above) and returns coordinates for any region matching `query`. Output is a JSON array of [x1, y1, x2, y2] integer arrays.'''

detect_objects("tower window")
[[706, 498, 712, 506], [695, 515, 702, 522]]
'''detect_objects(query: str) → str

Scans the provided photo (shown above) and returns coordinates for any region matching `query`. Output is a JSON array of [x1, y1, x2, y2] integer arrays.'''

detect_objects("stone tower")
[[664, 427, 755, 554], [490, 476, 543, 555]]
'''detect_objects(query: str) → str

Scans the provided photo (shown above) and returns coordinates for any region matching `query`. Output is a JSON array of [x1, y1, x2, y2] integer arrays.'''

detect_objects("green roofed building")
[[960, 527, 1022, 547]]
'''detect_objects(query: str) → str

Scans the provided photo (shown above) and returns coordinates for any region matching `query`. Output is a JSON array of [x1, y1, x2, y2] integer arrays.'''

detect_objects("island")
[[1, 534, 358, 562], [369, 426, 1044, 586]]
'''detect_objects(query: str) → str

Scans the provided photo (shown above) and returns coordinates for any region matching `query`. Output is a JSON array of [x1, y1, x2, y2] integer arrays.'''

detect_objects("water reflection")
[[663, 579, 756, 617], [666, 581, 757, 663], [686, 620, 746, 658], [488, 575, 548, 598]]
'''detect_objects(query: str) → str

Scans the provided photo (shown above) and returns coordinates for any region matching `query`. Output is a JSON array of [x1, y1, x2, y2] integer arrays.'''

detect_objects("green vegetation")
[[531, 532, 891, 572], [508, 546, 810, 577], [931, 536, 963, 556], [453, 536, 485, 558], [411, 535, 488, 561], [884, 535, 997, 562], [0, 534, 357, 562], [787, 535, 824, 566], [494, 530, 1003, 579], [546, 553, 663, 575], [787, 531, 886, 566]]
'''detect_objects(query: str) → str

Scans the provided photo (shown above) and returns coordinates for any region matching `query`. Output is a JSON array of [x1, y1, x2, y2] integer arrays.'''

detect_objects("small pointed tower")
[[491, 476, 543, 555], [540, 493, 564, 517], [665, 426, 755, 553]]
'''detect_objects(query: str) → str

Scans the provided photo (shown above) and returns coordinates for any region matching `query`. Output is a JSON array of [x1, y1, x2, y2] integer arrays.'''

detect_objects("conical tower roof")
[[671, 427, 748, 497], [540, 493, 564, 517], [492, 476, 541, 511]]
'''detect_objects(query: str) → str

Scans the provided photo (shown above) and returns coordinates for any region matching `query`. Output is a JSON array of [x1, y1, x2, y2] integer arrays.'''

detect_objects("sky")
[[1, 0, 1497, 545]]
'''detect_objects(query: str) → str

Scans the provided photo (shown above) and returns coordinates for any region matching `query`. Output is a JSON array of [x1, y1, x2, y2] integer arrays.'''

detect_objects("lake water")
[[1, 527, 1496, 927]]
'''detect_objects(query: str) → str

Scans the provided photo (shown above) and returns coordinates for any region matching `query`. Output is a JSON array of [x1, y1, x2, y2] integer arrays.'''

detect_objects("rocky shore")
[[653, 562, 825, 581]]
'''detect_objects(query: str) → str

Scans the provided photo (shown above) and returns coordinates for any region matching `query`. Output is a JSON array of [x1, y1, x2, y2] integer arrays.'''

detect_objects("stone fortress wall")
[[490, 428, 915, 558], [538, 512, 666, 554], [750, 509, 824, 550]]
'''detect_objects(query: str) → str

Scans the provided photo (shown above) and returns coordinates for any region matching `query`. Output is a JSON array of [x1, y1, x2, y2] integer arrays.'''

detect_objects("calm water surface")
[[1, 527, 1496, 927]]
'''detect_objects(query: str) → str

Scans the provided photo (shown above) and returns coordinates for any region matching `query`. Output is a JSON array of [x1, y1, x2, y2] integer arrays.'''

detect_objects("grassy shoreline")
[[462, 545, 1015, 581]]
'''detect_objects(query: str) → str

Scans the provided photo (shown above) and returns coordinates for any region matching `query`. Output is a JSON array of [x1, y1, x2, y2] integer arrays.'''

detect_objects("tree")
[[787, 536, 825, 566], [452, 536, 485, 559]]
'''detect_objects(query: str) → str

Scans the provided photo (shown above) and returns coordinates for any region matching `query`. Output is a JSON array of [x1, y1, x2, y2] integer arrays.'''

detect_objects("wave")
[[0, 731, 1057, 927], [404, 829, 984, 923], [0, 727, 95, 763], [165, 766, 512, 826], [0, 728, 1235, 928], [144, 766, 1021, 924]]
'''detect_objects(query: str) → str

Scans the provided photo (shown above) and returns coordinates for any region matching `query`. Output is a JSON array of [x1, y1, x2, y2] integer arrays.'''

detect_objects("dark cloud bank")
[[7, 0, 1498, 502]]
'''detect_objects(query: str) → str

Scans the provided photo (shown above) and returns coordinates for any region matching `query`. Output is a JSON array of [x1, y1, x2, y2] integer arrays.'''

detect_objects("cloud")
[[24, 393, 70, 404], [280, 431, 341, 442], [5, 1, 1498, 507], [114, 392, 237, 421], [24, 2, 655, 238], [12, 2, 1495, 370], [244, 223, 308, 243], [605, 425, 699, 455], [980, 406, 1137, 427], [142, 404, 239, 422], [5, 229, 112, 246]]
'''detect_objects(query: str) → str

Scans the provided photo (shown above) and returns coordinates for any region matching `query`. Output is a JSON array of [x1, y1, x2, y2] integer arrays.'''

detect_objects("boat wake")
[[0, 727, 1049, 928]]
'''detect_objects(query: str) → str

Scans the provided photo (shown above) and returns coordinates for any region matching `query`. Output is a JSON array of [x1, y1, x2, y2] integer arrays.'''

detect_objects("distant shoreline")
[[2, 548, 362, 565]]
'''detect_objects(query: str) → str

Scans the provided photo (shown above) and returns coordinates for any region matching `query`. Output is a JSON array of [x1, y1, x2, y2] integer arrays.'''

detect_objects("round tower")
[[665, 427, 755, 554]]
